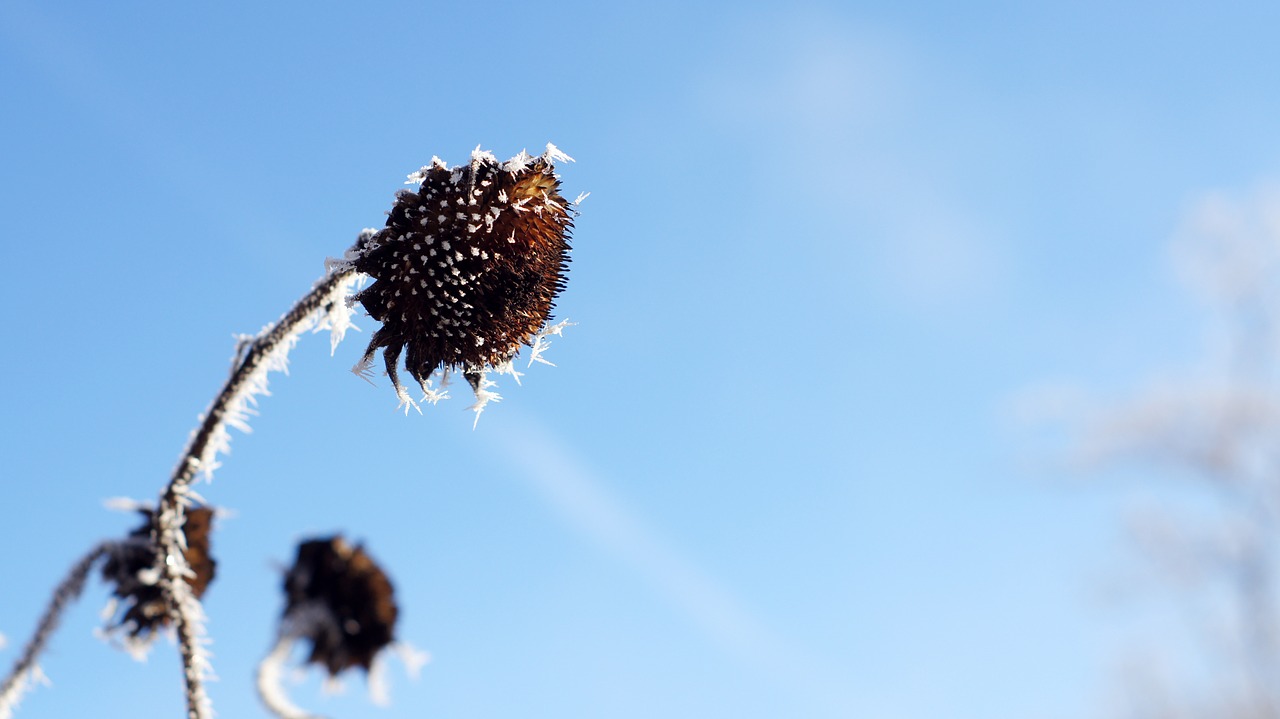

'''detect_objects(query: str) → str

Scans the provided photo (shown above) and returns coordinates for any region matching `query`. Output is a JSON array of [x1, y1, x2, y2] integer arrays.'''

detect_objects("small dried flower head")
[[349, 145, 575, 412], [282, 536, 398, 676], [101, 507, 216, 638]]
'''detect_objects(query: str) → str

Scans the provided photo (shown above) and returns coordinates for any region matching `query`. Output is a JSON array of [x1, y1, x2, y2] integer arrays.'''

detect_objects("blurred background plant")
[[1031, 188, 1280, 718]]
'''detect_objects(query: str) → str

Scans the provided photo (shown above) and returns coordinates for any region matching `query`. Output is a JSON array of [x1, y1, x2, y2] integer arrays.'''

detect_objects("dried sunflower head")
[[281, 536, 398, 676], [101, 507, 216, 639], [346, 145, 577, 416]]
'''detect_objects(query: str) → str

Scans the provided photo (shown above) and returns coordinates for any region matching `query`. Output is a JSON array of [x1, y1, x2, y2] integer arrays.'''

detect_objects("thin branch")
[[155, 269, 359, 719], [0, 543, 112, 719]]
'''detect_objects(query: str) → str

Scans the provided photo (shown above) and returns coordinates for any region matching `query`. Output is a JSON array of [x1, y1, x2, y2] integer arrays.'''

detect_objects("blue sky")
[[3, 1, 1280, 717]]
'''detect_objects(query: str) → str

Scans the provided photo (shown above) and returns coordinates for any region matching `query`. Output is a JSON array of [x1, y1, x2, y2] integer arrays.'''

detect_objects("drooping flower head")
[[280, 536, 398, 676], [100, 507, 216, 641], [346, 145, 576, 415]]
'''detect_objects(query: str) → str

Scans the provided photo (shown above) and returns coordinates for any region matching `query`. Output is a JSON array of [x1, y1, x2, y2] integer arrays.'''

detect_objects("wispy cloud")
[[488, 412, 856, 717]]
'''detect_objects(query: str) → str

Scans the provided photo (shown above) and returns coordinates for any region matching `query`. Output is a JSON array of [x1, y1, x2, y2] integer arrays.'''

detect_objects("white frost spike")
[[528, 319, 575, 368], [417, 374, 450, 405], [467, 372, 501, 429], [321, 675, 346, 697], [352, 355, 377, 385], [310, 271, 366, 356], [503, 149, 533, 173], [0, 664, 49, 719], [391, 642, 431, 679], [325, 230, 378, 274], [491, 358, 525, 386], [573, 191, 591, 205], [542, 143, 574, 164], [103, 496, 153, 513], [395, 382, 422, 416], [107, 626, 148, 657], [367, 655, 390, 707], [367, 641, 431, 708], [470, 145, 498, 165]]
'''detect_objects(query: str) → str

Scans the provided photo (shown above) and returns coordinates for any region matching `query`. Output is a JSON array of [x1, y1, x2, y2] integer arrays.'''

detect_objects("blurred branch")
[[0, 543, 112, 719], [1063, 186, 1280, 717]]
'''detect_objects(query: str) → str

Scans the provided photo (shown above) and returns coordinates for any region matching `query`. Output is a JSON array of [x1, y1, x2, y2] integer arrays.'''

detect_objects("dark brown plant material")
[[282, 536, 398, 675], [101, 507, 216, 638], [349, 146, 575, 409]]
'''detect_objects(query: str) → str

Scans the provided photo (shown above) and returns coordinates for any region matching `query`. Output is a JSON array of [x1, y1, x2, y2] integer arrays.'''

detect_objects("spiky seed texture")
[[283, 536, 398, 676], [101, 507, 216, 637], [351, 147, 573, 401]]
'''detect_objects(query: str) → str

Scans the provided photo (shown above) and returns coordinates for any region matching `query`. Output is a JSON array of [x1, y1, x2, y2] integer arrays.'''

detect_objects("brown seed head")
[[283, 536, 398, 675], [101, 507, 217, 637], [350, 146, 574, 406]]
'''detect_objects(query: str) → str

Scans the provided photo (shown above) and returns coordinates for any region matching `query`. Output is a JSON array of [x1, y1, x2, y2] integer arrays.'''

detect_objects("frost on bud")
[[280, 536, 397, 676], [100, 507, 217, 640], [350, 145, 575, 411]]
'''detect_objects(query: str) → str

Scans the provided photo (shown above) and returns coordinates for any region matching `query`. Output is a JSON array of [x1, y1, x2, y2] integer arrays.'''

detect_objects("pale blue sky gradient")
[[3, 2, 1280, 717]]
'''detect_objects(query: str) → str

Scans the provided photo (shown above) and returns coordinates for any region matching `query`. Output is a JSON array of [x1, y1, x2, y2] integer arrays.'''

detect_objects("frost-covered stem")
[[157, 269, 357, 719], [256, 635, 325, 719], [164, 268, 357, 496], [164, 571, 211, 719], [0, 543, 111, 719]]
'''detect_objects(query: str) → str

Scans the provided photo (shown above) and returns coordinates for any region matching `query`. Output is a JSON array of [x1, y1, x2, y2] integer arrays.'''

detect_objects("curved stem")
[[155, 269, 357, 719], [256, 635, 326, 719], [0, 543, 112, 719]]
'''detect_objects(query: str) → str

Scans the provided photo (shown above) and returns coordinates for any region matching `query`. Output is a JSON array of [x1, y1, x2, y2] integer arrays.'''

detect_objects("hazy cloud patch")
[[692, 9, 1006, 313]]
